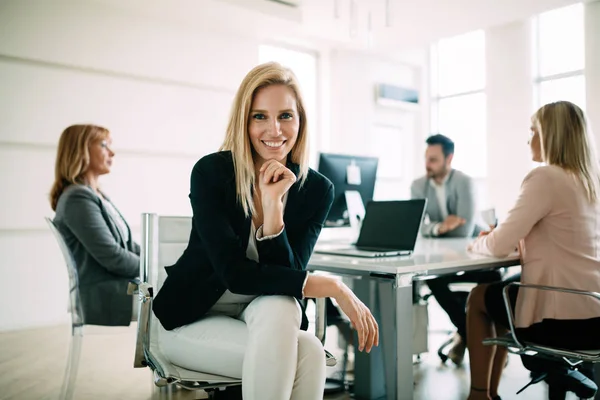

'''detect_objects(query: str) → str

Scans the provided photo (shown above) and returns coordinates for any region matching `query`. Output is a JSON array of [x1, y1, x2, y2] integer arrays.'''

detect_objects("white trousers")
[[160, 295, 326, 400]]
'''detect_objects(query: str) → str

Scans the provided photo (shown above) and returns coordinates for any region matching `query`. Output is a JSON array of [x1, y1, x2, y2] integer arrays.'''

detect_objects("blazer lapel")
[[96, 190, 127, 248], [236, 177, 252, 250], [284, 183, 301, 226], [284, 161, 302, 226], [445, 170, 457, 215], [114, 206, 135, 251], [425, 180, 442, 220], [241, 216, 252, 249]]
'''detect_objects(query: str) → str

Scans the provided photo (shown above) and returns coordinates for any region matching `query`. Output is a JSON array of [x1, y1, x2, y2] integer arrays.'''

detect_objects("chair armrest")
[[315, 297, 327, 344], [133, 282, 153, 368], [127, 277, 142, 295], [315, 298, 338, 367], [502, 282, 600, 350]]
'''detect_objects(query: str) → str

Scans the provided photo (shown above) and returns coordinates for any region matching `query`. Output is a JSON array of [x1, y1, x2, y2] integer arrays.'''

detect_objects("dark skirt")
[[484, 274, 600, 350]]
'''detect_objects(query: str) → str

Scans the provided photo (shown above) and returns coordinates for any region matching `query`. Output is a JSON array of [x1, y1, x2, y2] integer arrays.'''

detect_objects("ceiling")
[[359, 0, 582, 47], [89, 0, 584, 55]]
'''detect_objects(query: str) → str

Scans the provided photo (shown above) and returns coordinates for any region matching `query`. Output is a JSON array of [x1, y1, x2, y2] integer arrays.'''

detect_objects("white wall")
[[328, 49, 424, 201], [585, 0, 600, 143], [484, 4, 600, 221], [0, 0, 425, 330], [485, 20, 535, 220], [0, 0, 257, 331]]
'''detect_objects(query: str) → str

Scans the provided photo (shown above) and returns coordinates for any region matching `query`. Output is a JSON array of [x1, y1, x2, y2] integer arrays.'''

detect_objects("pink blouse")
[[470, 165, 600, 328]]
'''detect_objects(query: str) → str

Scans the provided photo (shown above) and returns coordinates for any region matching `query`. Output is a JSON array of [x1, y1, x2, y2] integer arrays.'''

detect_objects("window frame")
[[429, 30, 487, 178], [532, 4, 585, 109]]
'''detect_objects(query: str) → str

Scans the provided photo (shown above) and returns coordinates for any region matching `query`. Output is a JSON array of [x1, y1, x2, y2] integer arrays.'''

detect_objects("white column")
[[485, 20, 535, 220], [585, 1, 600, 143]]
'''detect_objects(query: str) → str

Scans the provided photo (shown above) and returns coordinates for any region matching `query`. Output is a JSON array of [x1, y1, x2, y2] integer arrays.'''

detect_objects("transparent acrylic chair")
[[45, 217, 85, 400], [130, 213, 335, 397], [46, 217, 140, 399]]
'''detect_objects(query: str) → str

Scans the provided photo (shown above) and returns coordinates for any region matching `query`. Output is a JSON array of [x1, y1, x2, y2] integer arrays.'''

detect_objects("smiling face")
[[87, 132, 115, 176], [248, 84, 299, 166]]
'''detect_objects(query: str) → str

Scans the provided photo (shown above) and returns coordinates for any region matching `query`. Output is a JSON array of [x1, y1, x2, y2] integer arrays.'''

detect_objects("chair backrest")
[[135, 213, 192, 371], [133, 213, 331, 380], [140, 214, 192, 291], [484, 282, 600, 364], [45, 217, 85, 328]]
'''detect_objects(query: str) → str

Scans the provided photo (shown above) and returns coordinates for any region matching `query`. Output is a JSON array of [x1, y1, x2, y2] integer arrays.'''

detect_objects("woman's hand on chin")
[[258, 159, 296, 205]]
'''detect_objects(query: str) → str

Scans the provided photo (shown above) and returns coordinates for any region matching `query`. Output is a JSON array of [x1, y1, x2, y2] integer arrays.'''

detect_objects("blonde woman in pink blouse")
[[465, 101, 600, 400]]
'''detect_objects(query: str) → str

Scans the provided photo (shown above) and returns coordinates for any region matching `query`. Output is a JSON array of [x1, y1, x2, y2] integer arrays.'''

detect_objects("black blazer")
[[153, 151, 334, 331]]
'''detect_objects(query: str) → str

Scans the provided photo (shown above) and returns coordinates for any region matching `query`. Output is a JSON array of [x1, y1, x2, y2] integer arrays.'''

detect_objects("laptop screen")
[[355, 200, 426, 251]]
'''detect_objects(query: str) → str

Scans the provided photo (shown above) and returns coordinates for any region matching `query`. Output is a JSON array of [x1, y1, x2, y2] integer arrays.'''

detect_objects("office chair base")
[[516, 369, 597, 399], [207, 385, 242, 399], [438, 332, 467, 365], [516, 371, 548, 394], [324, 378, 346, 394], [437, 335, 454, 364], [545, 369, 597, 399]]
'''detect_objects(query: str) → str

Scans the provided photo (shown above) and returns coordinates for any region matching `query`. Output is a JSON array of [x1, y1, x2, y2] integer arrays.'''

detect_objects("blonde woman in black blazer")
[[153, 63, 378, 400], [50, 124, 140, 326]]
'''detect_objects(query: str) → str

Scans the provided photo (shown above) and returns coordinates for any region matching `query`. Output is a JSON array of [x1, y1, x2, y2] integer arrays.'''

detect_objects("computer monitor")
[[317, 153, 379, 227]]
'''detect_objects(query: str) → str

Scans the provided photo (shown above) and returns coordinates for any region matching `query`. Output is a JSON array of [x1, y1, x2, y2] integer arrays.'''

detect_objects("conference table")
[[309, 237, 521, 400]]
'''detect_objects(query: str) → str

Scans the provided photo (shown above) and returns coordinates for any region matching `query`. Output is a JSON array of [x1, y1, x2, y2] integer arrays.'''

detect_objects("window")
[[430, 30, 486, 178], [539, 75, 586, 108], [437, 93, 486, 176], [259, 45, 319, 166], [534, 3, 585, 110]]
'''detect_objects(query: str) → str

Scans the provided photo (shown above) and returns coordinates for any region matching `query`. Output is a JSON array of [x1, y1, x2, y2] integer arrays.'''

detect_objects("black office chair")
[[483, 282, 600, 399]]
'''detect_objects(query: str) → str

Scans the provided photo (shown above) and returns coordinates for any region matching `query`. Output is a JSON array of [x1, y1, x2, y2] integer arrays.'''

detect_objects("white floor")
[[0, 297, 582, 400]]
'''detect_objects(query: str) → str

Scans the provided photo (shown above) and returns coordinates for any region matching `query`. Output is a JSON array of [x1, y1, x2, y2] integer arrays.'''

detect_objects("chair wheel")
[[437, 335, 454, 364]]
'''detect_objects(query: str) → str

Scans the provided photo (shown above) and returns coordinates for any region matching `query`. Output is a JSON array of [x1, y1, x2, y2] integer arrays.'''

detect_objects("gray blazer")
[[53, 184, 140, 326], [410, 169, 476, 238]]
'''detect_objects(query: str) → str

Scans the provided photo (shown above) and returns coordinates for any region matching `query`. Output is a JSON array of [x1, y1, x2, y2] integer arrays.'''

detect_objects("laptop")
[[316, 199, 427, 258]]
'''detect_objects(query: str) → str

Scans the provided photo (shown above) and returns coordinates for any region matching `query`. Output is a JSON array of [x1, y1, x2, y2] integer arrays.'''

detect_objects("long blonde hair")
[[50, 124, 109, 210], [220, 62, 310, 217], [533, 101, 600, 203]]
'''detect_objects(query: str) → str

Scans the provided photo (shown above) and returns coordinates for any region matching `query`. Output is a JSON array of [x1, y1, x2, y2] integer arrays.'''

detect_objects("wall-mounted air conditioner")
[[218, 0, 301, 21], [375, 83, 420, 111], [266, 0, 301, 7]]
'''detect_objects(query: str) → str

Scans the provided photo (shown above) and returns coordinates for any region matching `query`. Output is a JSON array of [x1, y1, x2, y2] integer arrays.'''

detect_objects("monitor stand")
[[345, 190, 365, 240]]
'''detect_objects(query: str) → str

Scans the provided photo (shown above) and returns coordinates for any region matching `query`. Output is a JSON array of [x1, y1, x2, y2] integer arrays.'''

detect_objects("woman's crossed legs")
[[160, 295, 326, 400]]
